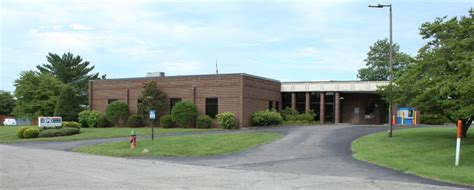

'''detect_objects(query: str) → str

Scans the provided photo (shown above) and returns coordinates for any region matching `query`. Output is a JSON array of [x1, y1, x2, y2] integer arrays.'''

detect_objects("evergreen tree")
[[137, 81, 168, 120], [37, 52, 103, 107], [54, 85, 82, 121]]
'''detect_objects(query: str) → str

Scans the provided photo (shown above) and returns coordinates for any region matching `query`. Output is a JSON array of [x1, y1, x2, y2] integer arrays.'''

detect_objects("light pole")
[[369, 4, 393, 137]]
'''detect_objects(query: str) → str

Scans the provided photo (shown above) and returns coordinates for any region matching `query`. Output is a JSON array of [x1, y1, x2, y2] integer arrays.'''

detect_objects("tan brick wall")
[[89, 74, 280, 128], [242, 76, 281, 127]]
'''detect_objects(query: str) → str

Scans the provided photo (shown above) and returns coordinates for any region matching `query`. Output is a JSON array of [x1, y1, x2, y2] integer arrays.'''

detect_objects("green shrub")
[[78, 110, 91, 128], [160, 115, 174, 128], [294, 113, 315, 123], [171, 101, 197, 128], [197, 115, 212, 128], [421, 114, 449, 125], [283, 119, 315, 125], [22, 127, 39, 138], [252, 110, 283, 126], [106, 101, 129, 127], [87, 111, 101, 128], [127, 114, 145, 128], [16, 126, 30, 138], [62, 121, 81, 129], [217, 112, 238, 129], [97, 113, 111, 128], [280, 107, 299, 120], [38, 127, 80, 138]]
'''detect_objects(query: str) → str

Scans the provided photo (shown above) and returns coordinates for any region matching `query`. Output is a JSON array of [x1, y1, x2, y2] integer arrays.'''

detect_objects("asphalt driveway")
[[9, 124, 467, 188]]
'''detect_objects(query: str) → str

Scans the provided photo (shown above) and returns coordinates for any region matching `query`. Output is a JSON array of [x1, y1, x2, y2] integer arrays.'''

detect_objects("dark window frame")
[[205, 98, 218, 118], [108, 99, 118, 104], [169, 98, 182, 112]]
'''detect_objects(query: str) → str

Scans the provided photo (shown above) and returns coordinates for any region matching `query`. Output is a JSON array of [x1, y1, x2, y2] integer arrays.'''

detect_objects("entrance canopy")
[[281, 81, 389, 92]]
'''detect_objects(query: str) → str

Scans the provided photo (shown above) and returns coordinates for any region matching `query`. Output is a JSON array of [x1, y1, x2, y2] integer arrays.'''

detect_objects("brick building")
[[88, 73, 391, 127]]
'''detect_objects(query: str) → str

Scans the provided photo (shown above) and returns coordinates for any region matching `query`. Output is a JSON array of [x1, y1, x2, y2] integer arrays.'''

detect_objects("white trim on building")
[[281, 81, 389, 92]]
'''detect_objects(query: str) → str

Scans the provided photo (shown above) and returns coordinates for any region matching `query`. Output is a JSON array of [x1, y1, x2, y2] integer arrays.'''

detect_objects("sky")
[[1, 0, 472, 92]]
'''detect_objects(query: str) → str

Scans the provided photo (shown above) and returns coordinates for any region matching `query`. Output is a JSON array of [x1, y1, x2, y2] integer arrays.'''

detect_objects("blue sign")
[[149, 110, 156, 120]]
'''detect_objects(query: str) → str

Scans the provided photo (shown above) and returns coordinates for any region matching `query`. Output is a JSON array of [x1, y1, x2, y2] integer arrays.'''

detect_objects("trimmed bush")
[[160, 115, 174, 128], [16, 126, 30, 138], [197, 115, 212, 128], [217, 112, 238, 129], [23, 127, 39, 138], [252, 110, 283, 126], [171, 101, 197, 128], [127, 114, 145, 128], [280, 107, 299, 120], [87, 111, 101, 128], [421, 114, 449, 125], [63, 121, 81, 129], [294, 113, 314, 123], [97, 113, 111, 128], [106, 101, 129, 127], [78, 110, 91, 128], [38, 127, 80, 138]]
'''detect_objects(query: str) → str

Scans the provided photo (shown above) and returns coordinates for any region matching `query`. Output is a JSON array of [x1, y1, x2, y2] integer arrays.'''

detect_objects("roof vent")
[[146, 72, 165, 77]]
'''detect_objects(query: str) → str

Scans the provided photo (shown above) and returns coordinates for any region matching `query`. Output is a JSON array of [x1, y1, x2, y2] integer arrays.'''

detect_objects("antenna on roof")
[[215, 57, 219, 75]]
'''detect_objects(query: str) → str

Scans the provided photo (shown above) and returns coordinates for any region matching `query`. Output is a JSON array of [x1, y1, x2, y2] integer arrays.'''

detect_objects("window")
[[295, 93, 306, 113], [268, 101, 273, 110], [281, 93, 291, 110], [170, 98, 182, 112], [365, 99, 376, 119], [108, 99, 118, 104], [205, 98, 218, 118], [275, 101, 280, 111]]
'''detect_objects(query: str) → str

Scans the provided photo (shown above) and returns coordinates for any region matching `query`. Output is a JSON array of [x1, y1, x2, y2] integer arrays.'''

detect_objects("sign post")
[[149, 109, 156, 140], [455, 120, 462, 166]]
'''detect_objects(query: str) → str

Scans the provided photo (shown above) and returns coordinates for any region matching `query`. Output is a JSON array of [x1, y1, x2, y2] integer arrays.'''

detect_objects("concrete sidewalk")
[[0, 144, 466, 190]]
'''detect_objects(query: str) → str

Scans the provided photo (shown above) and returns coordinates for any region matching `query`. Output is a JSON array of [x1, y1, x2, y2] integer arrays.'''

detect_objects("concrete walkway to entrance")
[[4, 124, 469, 189]]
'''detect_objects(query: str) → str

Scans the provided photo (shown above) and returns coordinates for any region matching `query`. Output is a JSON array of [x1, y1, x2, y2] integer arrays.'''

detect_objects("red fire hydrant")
[[129, 130, 137, 149]]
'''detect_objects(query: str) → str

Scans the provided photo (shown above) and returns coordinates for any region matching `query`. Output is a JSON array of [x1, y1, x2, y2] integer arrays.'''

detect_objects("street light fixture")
[[369, 3, 394, 137]]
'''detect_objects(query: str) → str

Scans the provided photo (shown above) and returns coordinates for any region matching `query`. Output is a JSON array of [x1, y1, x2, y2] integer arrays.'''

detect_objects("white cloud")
[[69, 24, 91, 30]]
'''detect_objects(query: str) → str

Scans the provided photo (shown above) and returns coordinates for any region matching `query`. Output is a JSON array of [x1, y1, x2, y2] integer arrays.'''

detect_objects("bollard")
[[455, 120, 462, 166], [401, 112, 405, 125], [413, 111, 417, 125]]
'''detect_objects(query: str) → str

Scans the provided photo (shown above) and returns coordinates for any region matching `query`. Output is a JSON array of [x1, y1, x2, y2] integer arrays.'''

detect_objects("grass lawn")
[[73, 132, 282, 157], [0, 126, 213, 143], [352, 127, 474, 186]]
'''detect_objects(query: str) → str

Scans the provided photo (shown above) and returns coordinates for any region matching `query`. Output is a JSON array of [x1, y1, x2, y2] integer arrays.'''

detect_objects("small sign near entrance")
[[38, 117, 62, 129], [149, 110, 156, 120]]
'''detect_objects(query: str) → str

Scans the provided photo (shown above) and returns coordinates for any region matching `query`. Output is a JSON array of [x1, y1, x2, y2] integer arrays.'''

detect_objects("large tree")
[[36, 52, 102, 107], [12, 71, 65, 118], [0, 91, 15, 115], [54, 85, 82, 121], [357, 39, 414, 81], [137, 81, 167, 120], [381, 10, 473, 138]]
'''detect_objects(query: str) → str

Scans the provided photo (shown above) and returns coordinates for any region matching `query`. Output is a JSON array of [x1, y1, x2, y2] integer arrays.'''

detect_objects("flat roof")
[[281, 80, 389, 92], [91, 73, 280, 83]]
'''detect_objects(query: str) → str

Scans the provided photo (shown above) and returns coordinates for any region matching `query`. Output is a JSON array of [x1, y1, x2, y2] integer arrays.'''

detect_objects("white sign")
[[149, 110, 156, 120], [38, 117, 62, 128]]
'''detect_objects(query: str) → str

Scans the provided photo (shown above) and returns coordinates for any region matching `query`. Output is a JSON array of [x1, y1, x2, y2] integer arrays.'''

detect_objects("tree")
[[54, 85, 82, 121], [12, 71, 65, 118], [0, 91, 15, 115], [357, 39, 414, 81], [137, 81, 167, 120], [36, 52, 103, 107], [381, 10, 473, 138], [105, 101, 129, 127]]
